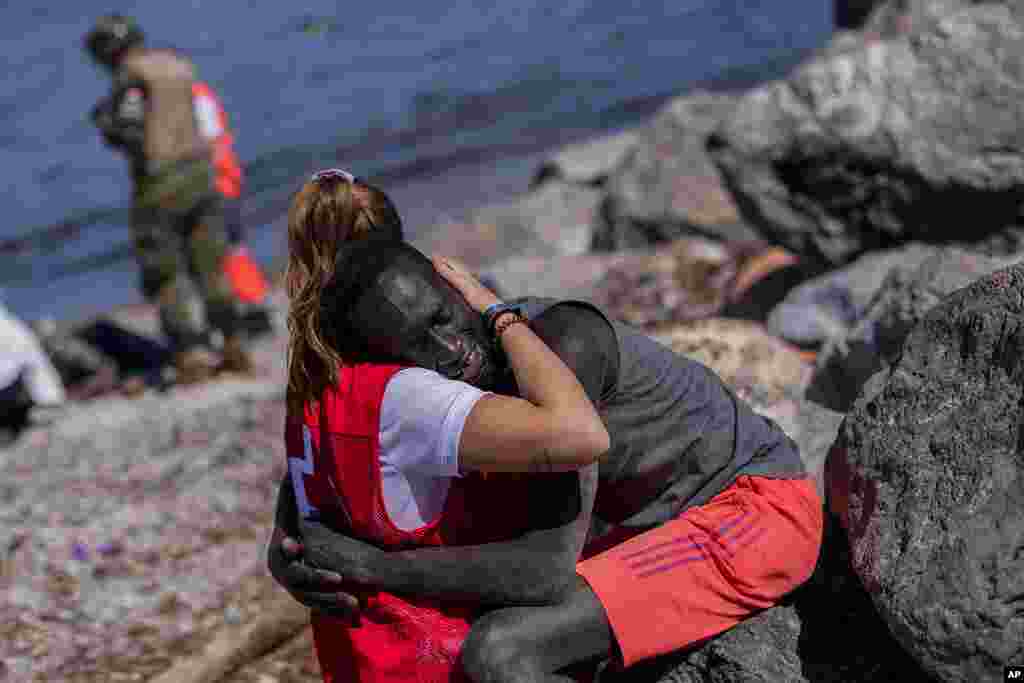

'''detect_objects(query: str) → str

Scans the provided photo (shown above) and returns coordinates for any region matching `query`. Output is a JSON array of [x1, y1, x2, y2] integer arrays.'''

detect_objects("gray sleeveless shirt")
[[516, 297, 806, 531]]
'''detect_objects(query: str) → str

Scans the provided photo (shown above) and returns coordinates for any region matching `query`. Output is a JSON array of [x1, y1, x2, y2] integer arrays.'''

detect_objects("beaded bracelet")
[[494, 312, 528, 339]]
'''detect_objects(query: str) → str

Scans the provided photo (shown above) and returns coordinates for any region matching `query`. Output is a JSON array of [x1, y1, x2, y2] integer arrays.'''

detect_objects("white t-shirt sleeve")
[[379, 367, 488, 477]]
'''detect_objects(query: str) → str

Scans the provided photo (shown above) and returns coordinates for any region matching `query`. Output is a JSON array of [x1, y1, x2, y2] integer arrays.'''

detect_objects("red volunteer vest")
[[191, 81, 243, 199], [285, 363, 530, 683]]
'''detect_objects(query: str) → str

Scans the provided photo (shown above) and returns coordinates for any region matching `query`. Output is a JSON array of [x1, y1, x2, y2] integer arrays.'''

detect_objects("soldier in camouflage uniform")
[[84, 14, 251, 384]]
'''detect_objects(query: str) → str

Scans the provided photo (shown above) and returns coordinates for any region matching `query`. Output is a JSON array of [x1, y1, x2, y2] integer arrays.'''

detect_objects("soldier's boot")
[[219, 334, 254, 375], [174, 347, 218, 385]]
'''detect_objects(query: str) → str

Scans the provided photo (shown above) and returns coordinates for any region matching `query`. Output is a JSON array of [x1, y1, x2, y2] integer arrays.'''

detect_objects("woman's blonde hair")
[[285, 172, 402, 413]]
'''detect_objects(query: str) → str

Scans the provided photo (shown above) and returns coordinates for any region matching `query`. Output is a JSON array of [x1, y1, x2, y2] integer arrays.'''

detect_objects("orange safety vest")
[[191, 81, 243, 199], [285, 363, 531, 683]]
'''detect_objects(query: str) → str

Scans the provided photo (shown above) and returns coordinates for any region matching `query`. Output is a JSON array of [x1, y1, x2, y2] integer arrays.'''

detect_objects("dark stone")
[[806, 247, 1016, 411], [602, 515, 930, 683], [827, 262, 1024, 681], [709, 4, 1024, 271], [596, 92, 760, 251], [599, 398, 931, 683], [532, 130, 638, 188], [834, 0, 885, 29], [767, 244, 936, 348]]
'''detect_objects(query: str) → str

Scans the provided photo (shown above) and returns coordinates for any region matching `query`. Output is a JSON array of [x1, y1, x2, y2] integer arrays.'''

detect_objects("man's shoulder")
[[526, 300, 615, 344]]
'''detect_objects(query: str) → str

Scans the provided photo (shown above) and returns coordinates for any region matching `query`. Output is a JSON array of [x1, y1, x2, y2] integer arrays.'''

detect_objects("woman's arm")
[[302, 464, 597, 605], [288, 304, 618, 606], [433, 257, 610, 473]]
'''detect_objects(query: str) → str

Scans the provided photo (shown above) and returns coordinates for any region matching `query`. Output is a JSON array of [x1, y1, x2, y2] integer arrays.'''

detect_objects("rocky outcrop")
[[531, 129, 638, 187], [483, 237, 736, 312], [862, 1, 1019, 39], [709, 3, 1024, 271], [767, 243, 937, 348], [827, 262, 1024, 681], [596, 92, 759, 250], [806, 247, 1017, 411], [414, 179, 602, 270], [602, 397, 929, 683]]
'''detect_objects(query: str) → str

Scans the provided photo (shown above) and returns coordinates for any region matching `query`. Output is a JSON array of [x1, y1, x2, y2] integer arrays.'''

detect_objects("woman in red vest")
[[280, 170, 609, 683]]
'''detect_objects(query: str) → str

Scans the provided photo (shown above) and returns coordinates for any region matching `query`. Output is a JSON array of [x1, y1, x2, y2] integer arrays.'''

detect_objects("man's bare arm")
[[297, 303, 616, 606]]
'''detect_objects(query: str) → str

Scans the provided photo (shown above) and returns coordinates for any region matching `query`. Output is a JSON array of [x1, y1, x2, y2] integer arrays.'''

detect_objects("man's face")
[[347, 251, 504, 389]]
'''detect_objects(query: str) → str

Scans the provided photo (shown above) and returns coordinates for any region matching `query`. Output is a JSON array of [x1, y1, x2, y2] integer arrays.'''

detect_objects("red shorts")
[[577, 475, 823, 667]]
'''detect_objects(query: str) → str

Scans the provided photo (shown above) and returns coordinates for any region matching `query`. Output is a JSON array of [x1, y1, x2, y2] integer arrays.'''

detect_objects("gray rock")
[[828, 261, 1024, 681], [597, 92, 760, 251], [709, 4, 1024, 271], [806, 247, 1018, 411], [481, 237, 733, 310], [862, 0, 1019, 39], [767, 243, 937, 347], [532, 130, 638, 187], [749, 395, 845, 497], [603, 398, 928, 683], [414, 180, 601, 270]]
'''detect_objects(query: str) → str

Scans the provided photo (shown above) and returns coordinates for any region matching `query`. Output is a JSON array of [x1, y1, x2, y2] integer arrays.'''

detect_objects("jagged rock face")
[[413, 180, 602, 270], [863, 0, 1016, 38], [596, 92, 759, 251], [828, 263, 1024, 681], [531, 130, 638, 187], [709, 4, 1024, 271], [806, 247, 1017, 411], [767, 243, 937, 348], [602, 398, 930, 683]]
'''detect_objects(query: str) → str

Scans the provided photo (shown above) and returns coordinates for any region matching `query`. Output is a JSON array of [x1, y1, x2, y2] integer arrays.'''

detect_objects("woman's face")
[[346, 251, 504, 389]]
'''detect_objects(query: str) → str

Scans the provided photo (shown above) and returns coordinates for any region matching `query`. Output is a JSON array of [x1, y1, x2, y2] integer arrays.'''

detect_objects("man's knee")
[[461, 612, 537, 683]]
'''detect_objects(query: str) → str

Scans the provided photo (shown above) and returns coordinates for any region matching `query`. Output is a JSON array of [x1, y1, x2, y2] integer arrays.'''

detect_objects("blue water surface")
[[1, 1, 833, 321]]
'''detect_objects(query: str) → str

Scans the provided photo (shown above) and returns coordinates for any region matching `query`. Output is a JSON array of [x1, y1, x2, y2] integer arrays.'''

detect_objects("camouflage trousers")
[[132, 158, 241, 352]]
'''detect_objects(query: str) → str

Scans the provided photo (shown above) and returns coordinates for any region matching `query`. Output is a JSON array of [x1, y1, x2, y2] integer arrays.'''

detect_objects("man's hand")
[[267, 528, 364, 624], [432, 256, 502, 313], [267, 475, 364, 624], [300, 518, 382, 587]]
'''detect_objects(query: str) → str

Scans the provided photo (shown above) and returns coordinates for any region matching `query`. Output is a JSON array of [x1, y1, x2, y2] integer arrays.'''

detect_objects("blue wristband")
[[483, 302, 506, 319]]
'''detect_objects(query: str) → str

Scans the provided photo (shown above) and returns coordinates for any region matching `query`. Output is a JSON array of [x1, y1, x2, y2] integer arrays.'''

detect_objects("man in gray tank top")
[[269, 240, 822, 679]]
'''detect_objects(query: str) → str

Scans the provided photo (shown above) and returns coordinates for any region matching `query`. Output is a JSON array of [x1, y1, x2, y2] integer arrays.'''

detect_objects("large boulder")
[[827, 262, 1024, 681], [532, 129, 638, 187], [413, 179, 602, 270], [767, 243, 937, 348], [863, 0, 1018, 38], [603, 398, 930, 683], [709, 3, 1024, 271], [806, 247, 1018, 411], [483, 238, 739, 316], [596, 92, 759, 251]]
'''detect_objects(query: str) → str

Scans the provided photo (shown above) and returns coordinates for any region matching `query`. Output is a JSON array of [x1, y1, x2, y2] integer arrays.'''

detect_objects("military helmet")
[[84, 14, 144, 68]]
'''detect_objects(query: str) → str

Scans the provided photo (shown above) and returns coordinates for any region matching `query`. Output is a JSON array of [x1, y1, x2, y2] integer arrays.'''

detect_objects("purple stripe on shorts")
[[620, 510, 750, 562], [634, 522, 770, 578], [626, 513, 757, 570]]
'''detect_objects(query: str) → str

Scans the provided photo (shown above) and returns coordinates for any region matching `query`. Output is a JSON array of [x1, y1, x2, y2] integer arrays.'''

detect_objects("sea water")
[[0, 0, 832, 322]]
